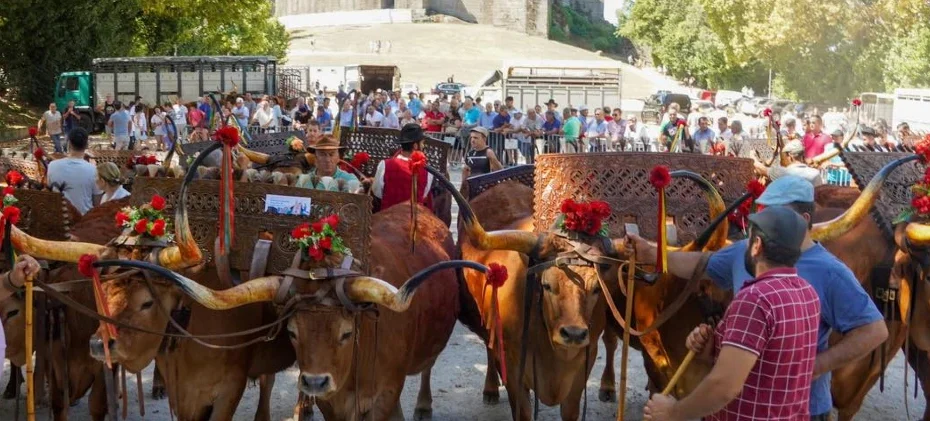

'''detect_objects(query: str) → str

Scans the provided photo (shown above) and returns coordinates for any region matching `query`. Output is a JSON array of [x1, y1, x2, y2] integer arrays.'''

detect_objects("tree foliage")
[[0, 0, 288, 105], [619, 0, 930, 103]]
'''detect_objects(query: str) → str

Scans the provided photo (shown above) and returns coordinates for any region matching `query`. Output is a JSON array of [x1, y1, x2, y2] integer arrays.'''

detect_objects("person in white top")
[[47, 128, 102, 215], [132, 103, 148, 149], [173, 98, 188, 141], [38, 103, 64, 152], [364, 106, 384, 127], [381, 104, 400, 129], [255, 101, 276, 132], [151, 106, 167, 151], [622, 116, 652, 151], [96, 162, 131, 204], [716, 116, 733, 143]]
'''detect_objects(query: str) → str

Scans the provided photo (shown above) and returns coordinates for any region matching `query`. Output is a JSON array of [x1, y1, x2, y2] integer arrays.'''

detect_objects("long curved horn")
[[668, 170, 728, 251], [157, 142, 218, 270], [812, 154, 919, 242], [346, 260, 488, 312], [238, 144, 270, 165], [93, 260, 280, 310], [425, 166, 540, 255], [812, 107, 860, 167], [10, 225, 105, 263]]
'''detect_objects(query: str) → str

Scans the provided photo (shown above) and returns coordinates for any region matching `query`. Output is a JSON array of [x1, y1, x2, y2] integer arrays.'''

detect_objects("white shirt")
[[47, 158, 102, 215], [716, 128, 733, 142], [100, 186, 130, 204], [151, 113, 166, 136], [173, 104, 188, 126], [372, 157, 434, 199], [382, 112, 400, 129], [255, 107, 275, 128], [510, 116, 527, 140], [365, 111, 384, 127], [43, 110, 63, 135]]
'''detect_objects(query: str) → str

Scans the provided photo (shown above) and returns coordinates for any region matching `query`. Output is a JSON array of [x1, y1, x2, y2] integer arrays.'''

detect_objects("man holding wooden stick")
[[644, 206, 821, 420]]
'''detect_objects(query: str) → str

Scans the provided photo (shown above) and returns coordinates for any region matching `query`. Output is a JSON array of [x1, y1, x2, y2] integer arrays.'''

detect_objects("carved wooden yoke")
[[339, 127, 449, 177], [533, 153, 754, 243], [839, 150, 923, 241], [131, 176, 372, 274]]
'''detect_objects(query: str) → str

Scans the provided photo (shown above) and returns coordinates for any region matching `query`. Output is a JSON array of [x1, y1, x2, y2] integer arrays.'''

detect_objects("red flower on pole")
[[149, 219, 166, 237], [150, 195, 166, 211], [3, 186, 14, 196], [78, 254, 99, 278], [747, 180, 765, 199], [409, 151, 427, 173], [487, 263, 508, 288], [852, 98, 862, 107], [214, 126, 241, 148], [115, 212, 130, 227], [134, 219, 148, 235], [649, 165, 671, 189], [352, 152, 371, 168], [676, 119, 687, 127], [34, 148, 44, 161], [762, 108, 773, 118], [5, 170, 23, 187], [28, 127, 38, 138], [2, 206, 20, 225]]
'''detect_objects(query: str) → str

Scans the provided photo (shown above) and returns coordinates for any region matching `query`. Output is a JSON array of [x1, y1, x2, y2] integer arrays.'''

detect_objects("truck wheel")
[[77, 113, 95, 134]]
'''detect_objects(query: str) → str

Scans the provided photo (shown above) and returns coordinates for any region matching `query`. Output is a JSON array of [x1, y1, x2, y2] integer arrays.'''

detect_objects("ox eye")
[[140, 300, 154, 310], [5, 309, 19, 319], [340, 331, 353, 342], [541, 283, 553, 292], [288, 329, 297, 340]]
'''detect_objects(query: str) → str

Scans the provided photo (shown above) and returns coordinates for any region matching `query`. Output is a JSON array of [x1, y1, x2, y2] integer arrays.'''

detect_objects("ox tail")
[[669, 170, 728, 251], [814, 154, 919, 243]]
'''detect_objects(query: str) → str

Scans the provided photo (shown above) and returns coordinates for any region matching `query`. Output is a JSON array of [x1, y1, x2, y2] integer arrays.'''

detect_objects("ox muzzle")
[[299, 372, 336, 397]]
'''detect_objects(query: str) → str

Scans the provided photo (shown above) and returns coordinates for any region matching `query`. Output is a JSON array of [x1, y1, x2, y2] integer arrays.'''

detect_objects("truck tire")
[[77, 112, 96, 134]]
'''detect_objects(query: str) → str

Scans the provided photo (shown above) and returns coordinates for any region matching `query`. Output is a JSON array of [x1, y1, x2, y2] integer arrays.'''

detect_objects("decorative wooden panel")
[[131, 177, 372, 274], [11, 189, 74, 241], [839, 150, 922, 241], [533, 153, 754, 243], [467, 164, 536, 200], [339, 127, 449, 176]]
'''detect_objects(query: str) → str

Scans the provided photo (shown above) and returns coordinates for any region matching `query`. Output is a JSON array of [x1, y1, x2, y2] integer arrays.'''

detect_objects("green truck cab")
[[54, 71, 99, 133]]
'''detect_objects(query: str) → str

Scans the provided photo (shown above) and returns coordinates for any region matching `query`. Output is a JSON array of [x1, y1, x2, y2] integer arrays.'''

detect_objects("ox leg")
[[254, 374, 275, 421], [906, 343, 930, 421], [413, 365, 433, 420], [87, 369, 108, 421], [483, 347, 501, 405], [151, 365, 165, 400], [502, 372, 531, 421], [3, 364, 22, 399], [599, 330, 618, 402]]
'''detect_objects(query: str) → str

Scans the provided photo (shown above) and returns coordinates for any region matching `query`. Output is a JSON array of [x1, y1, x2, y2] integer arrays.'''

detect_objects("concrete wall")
[[274, 0, 383, 16], [278, 9, 417, 30]]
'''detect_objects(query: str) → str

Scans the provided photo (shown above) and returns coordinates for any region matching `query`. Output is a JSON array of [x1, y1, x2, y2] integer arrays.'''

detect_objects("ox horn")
[[345, 260, 488, 312], [238, 144, 270, 165], [92, 260, 281, 310], [812, 154, 920, 242], [425, 166, 541, 255], [10, 225, 105, 263], [157, 142, 217, 271]]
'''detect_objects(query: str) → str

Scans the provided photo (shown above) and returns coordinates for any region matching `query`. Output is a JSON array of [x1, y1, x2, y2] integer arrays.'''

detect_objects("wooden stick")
[[25, 272, 35, 421], [662, 350, 696, 395], [617, 255, 636, 421]]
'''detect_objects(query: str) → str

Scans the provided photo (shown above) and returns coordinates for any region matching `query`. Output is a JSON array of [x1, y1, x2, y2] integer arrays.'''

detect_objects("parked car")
[[642, 93, 692, 124], [432, 82, 466, 96], [694, 100, 715, 115], [401, 82, 420, 95]]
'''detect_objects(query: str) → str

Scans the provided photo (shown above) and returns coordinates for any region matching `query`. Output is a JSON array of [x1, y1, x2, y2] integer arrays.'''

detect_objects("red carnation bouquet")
[[5, 170, 24, 188], [897, 165, 930, 223], [338, 151, 371, 173], [115, 194, 170, 239], [557, 198, 612, 236], [290, 214, 352, 262]]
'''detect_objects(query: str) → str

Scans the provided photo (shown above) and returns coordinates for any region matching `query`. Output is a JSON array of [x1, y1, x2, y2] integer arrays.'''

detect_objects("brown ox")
[[449, 171, 728, 420], [598, 157, 914, 420], [1, 198, 121, 420], [128, 202, 469, 420]]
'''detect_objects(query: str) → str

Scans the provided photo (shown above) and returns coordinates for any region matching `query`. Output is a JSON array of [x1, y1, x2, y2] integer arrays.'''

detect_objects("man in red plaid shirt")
[[644, 206, 821, 420]]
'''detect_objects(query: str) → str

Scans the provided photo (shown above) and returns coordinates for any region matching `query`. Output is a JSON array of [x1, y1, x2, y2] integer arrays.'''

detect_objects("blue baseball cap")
[[756, 175, 815, 206]]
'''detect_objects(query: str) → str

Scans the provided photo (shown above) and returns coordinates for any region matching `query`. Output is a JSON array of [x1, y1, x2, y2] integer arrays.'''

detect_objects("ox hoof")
[[598, 388, 617, 402], [151, 385, 166, 400], [413, 408, 432, 420], [483, 390, 500, 405]]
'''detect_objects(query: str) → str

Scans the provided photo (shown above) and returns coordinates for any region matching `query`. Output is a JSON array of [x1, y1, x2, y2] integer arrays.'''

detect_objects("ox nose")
[[299, 373, 334, 396], [89, 337, 116, 361], [559, 326, 589, 344]]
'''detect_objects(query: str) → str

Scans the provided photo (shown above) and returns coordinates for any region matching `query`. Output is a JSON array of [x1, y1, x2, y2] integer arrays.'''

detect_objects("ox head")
[[90, 258, 486, 398]]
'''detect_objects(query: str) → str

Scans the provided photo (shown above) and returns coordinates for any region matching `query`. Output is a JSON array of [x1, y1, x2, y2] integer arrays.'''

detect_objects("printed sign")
[[264, 194, 312, 217]]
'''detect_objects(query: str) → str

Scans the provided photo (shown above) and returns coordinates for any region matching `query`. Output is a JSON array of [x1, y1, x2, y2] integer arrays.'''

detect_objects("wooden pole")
[[662, 350, 696, 395], [616, 254, 636, 421], [25, 272, 35, 421]]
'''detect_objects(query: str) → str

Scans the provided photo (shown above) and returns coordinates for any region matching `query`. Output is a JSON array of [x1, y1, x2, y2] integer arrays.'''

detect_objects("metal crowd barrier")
[[822, 166, 853, 186]]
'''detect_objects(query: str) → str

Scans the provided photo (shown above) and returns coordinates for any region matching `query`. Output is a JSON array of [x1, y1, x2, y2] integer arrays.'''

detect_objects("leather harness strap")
[[601, 252, 712, 338]]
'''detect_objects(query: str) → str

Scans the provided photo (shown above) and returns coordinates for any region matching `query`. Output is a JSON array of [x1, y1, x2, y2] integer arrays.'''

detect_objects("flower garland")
[[557, 198, 611, 237], [114, 194, 170, 239], [896, 157, 930, 223], [290, 214, 352, 262]]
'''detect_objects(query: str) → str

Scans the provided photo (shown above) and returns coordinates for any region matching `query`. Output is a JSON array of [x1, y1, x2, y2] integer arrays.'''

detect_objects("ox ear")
[[345, 260, 488, 312]]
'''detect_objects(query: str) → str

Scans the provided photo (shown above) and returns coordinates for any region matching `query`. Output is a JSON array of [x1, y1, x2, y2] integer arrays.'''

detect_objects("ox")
[[112, 201, 472, 420], [599, 156, 916, 420], [1, 198, 124, 420], [448, 170, 728, 420]]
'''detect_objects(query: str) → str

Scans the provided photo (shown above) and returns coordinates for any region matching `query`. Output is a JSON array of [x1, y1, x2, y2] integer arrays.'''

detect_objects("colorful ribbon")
[[79, 254, 117, 368]]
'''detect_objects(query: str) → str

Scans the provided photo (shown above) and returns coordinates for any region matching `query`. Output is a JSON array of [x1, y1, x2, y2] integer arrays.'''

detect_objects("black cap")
[[397, 123, 425, 144], [747, 206, 807, 251]]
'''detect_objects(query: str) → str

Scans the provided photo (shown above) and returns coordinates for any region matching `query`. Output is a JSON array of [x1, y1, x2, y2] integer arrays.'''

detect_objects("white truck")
[[464, 60, 623, 111], [892, 88, 930, 132]]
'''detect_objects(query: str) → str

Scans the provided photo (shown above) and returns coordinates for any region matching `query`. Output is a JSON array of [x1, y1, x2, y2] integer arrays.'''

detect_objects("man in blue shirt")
[[479, 103, 497, 129], [691, 116, 716, 153], [407, 92, 423, 118], [316, 105, 333, 132], [628, 175, 888, 420], [492, 108, 511, 130]]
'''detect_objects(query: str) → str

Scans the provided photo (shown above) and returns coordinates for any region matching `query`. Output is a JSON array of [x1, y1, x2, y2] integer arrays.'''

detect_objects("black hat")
[[546, 99, 558, 106], [860, 125, 877, 136], [398, 123, 425, 144], [747, 206, 807, 251]]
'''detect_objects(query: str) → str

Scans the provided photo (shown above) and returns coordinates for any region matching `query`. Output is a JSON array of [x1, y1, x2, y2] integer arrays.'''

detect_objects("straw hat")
[[307, 135, 345, 152]]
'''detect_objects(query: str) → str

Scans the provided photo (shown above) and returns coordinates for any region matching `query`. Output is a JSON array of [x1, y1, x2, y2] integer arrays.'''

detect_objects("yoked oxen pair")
[[1, 198, 125, 420], [594, 155, 920, 420], [7, 143, 293, 421], [446, 168, 729, 420]]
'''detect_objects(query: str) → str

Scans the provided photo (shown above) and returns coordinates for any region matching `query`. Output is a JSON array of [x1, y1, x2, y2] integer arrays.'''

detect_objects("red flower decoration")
[[409, 151, 427, 173], [311, 221, 325, 233], [307, 245, 325, 261], [852, 98, 862, 107], [747, 180, 765, 199], [487, 263, 508, 288], [149, 219, 166, 237], [5, 170, 23, 187], [913, 196, 930, 215], [649, 165, 671, 190], [319, 236, 333, 251], [150, 195, 166, 211], [134, 219, 148, 234], [917, 135, 930, 163], [322, 214, 340, 229], [676, 119, 687, 127], [352, 152, 371, 168], [559, 199, 612, 236], [78, 254, 99, 278], [560, 199, 577, 214], [291, 223, 312, 239], [115, 212, 129, 227], [762, 108, 773, 118], [2, 206, 20, 225], [34, 148, 44, 161], [146, 155, 158, 165], [214, 126, 240, 148], [3, 186, 14, 196], [28, 127, 37, 138]]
